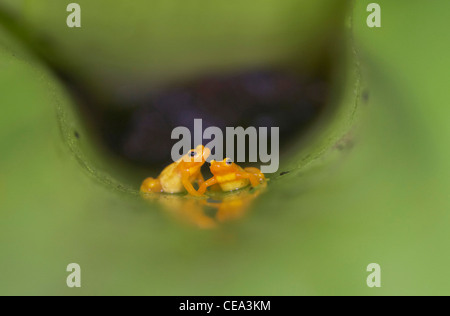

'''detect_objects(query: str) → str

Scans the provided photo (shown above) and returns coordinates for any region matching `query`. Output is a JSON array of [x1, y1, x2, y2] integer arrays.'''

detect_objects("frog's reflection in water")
[[142, 187, 266, 229]]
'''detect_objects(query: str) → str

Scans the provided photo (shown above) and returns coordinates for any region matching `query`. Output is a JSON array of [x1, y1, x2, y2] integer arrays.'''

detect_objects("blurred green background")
[[0, 0, 449, 295]]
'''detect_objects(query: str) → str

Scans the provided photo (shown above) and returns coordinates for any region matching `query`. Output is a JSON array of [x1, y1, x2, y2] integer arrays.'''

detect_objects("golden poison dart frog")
[[140, 145, 210, 196], [197, 158, 266, 195]]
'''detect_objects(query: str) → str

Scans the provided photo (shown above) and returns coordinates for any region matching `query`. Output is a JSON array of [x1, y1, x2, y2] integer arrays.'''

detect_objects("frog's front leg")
[[182, 172, 203, 197], [197, 177, 219, 195], [196, 172, 205, 187]]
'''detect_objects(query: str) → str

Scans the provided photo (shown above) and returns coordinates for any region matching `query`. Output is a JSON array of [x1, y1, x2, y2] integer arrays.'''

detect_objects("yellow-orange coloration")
[[204, 189, 262, 223], [142, 179, 266, 229], [140, 145, 210, 196], [198, 158, 266, 195]]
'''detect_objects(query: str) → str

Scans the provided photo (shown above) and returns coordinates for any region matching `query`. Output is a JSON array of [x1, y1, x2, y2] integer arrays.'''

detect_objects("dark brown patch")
[[362, 90, 370, 103]]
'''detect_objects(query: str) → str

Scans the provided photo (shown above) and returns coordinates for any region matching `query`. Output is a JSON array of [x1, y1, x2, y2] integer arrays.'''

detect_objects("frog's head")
[[209, 158, 239, 176], [178, 145, 211, 174]]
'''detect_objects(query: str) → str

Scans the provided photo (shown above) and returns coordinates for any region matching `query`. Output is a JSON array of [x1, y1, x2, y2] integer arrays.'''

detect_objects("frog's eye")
[[190, 151, 197, 158], [225, 158, 233, 165]]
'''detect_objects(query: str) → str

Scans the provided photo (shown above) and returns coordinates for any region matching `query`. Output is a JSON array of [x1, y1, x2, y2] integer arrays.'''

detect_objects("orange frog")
[[198, 158, 266, 195], [141, 145, 210, 196]]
